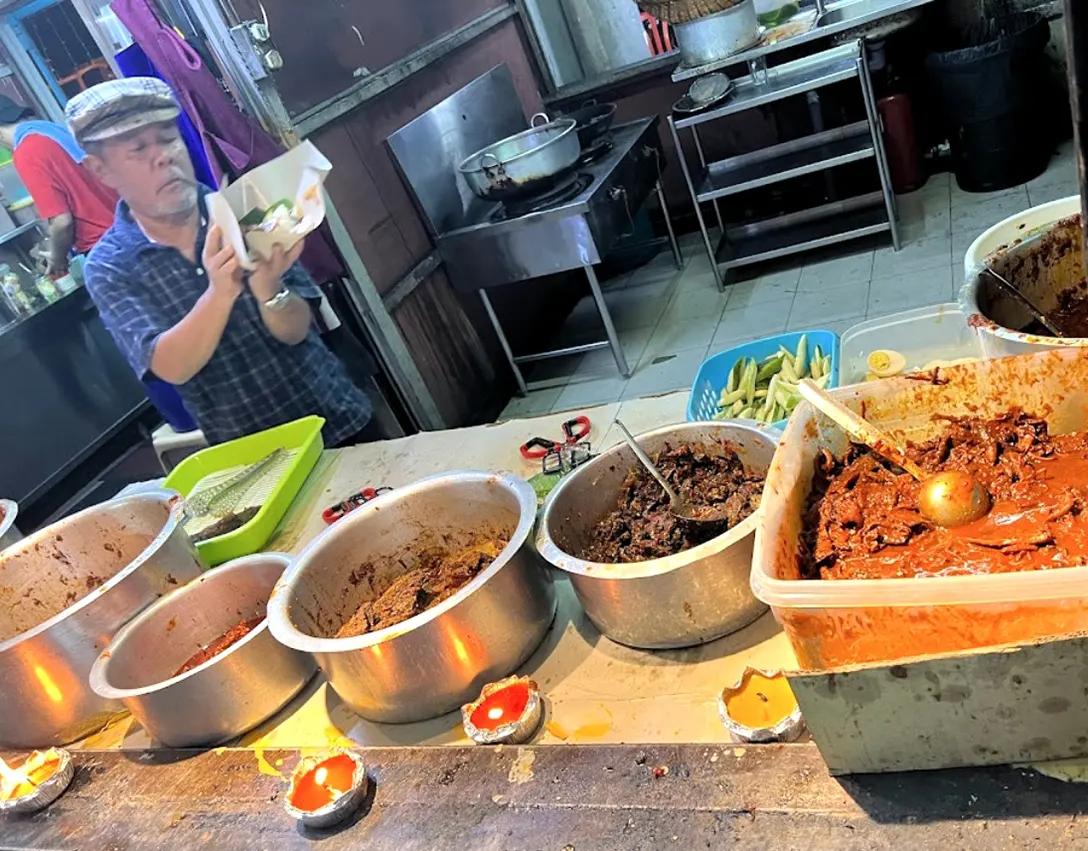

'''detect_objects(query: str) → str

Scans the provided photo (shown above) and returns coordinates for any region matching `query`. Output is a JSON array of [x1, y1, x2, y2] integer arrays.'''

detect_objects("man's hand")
[[46, 252, 69, 278], [248, 238, 306, 302], [150, 225, 242, 384], [202, 225, 245, 302], [33, 236, 66, 276]]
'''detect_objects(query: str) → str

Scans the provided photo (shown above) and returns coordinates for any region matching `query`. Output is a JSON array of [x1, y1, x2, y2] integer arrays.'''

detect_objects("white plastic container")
[[962, 203, 1088, 361], [753, 347, 1088, 670], [838, 303, 982, 385], [962, 194, 1080, 278]]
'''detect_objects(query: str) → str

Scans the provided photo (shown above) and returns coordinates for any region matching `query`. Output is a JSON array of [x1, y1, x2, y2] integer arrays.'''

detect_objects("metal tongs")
[[184, 448, 287, 519]]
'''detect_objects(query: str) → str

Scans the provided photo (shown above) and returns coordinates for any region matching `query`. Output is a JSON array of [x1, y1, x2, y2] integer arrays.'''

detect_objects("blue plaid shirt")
[[84, 191, 372, 446]]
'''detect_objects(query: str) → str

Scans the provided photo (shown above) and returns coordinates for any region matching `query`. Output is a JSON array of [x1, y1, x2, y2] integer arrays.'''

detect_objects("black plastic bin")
[[925, 13, 1052, 192]]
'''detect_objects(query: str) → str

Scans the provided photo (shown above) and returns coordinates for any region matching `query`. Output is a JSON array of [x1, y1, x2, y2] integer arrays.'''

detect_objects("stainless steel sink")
[[817, 0, 886, 26], [816, 0, 922, 36]]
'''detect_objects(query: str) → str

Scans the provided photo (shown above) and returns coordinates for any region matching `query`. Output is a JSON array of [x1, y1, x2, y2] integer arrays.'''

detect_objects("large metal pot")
[[267, 471, 555, 724], [674, 0, 760, 68], [0, 491, 203, 747], [536, 422, 775, 650], [457, 114, 581, 203], [962, 212, 1088, 358], [89, 554, 316, 748], [0, 498, 21, 551]]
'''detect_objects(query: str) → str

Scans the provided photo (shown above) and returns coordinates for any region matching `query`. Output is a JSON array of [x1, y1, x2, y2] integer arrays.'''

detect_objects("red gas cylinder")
[[878, 93, 923, 194]]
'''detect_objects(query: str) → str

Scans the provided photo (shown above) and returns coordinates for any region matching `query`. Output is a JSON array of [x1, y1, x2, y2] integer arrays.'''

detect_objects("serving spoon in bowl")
[[982, 267, 1066, 338], [796, 379, 991, 529], [613, 419, 729, 524]]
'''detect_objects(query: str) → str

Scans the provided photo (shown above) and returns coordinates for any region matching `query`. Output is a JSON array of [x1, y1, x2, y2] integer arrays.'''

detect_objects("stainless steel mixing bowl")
[[267, 471, 555, 724], [0, 498, 21, 551], [89, 553, 316, 747], [0, 490, 203, 747], [536, 421, 776, 650]]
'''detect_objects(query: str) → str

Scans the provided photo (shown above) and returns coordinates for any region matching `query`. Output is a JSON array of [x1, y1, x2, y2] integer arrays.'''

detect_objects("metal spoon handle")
[[796, 379, 926, 481], [983, 267, 1065, 338], [613, 419, 682, 503]]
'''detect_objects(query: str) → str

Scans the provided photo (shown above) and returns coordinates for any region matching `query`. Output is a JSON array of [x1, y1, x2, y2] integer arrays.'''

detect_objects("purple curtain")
[[110, 0, 346, 284]]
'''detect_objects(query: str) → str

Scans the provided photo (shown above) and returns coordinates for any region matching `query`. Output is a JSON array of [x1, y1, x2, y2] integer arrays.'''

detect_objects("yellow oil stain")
[[571, 706, 613, 741], [545, 720, 570, 741], [238, 727, 271, 749], [1030, 760, 1088, 783], [508, 747, 535, 784], [78, 713, 134, 749], [275, 758, 285, 767], [254, 748, 283, 778], [213, 747, 227, 756], [323, 725, 355, 748], [572, 721, 612, 740]]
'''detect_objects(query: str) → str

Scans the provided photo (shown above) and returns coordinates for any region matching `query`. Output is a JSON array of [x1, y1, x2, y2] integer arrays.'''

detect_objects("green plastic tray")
[[164, 415, 325, 567]]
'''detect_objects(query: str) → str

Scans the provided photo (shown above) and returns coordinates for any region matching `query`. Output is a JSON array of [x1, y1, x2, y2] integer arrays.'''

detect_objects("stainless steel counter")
[[546, 0, 938, 103], [69, 393, 796, 753], [671, 0, 938, 82]]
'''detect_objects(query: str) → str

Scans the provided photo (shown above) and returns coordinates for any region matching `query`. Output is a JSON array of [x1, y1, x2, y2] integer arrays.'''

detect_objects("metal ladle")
[[983, 267, 1066, 338], [613, 419, 729, 524], [796, 379, 991, 528]]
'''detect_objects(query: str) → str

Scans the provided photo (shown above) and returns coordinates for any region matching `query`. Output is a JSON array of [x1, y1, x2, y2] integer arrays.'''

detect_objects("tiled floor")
[[499, 141, 1079, 420]]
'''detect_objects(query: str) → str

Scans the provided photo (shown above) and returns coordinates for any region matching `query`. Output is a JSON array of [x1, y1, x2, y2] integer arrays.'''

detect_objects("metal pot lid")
[[674, 77, 735, 114], [689, 72, 731, 105], [456, 118, 578, 175]]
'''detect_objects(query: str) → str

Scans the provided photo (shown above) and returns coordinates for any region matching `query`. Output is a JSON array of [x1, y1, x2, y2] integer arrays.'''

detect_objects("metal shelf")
[[670, 0, 938, 83], [0, 220, 40, 248], [668, 41, 901, 290], [725, 191, 885, 241], [696, 121, 873, 202], [673, 42, 860, 129], [716, 202, 889, 270]]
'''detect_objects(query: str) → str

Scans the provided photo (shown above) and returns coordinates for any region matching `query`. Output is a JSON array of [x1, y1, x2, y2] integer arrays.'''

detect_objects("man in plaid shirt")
[[68, 78, 374, 446]]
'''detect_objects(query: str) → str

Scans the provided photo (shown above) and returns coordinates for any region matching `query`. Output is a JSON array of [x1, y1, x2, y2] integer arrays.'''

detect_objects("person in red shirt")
[[0, 96, 118, 276]]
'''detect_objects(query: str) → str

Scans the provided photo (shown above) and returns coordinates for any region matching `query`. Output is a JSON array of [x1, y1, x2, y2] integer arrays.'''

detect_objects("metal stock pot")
[[673, 0, 761, 67], [0, 491, 203, 747], [267, 471, 555, 724], [89, 553, 316, 748], [0, 498, 20, 551], [536, 421, 776, 650]]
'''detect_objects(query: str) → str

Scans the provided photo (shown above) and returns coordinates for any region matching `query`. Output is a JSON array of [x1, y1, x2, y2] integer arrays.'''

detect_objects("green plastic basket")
[[164, 416, 325, 567]]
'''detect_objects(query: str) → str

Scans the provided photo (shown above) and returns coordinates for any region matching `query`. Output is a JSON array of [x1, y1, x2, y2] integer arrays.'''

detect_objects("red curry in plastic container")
[[752, 348, 1088, 669]]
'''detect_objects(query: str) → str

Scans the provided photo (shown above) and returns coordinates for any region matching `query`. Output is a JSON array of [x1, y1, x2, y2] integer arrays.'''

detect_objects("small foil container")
[[0, 748, 75, 815], [717, 667, 805, 744], [283, 749, 368, 830], [461, 675, 543, 745]]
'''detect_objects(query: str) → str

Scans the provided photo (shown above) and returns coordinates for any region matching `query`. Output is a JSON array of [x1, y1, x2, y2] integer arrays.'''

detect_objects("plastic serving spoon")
[[796, 379, 991, 528], [613, 419, 728, 524]]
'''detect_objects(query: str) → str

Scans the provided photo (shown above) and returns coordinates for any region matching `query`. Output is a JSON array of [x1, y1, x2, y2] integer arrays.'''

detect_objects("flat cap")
[[66, 77, 181, 145]]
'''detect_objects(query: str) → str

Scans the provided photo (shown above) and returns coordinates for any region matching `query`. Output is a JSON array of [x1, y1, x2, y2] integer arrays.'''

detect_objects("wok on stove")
[[457, 113, 581, 203]]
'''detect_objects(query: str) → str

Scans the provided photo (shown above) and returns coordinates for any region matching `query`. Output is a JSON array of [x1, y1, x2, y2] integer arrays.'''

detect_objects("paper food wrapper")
[[206, 141, 331, 270]]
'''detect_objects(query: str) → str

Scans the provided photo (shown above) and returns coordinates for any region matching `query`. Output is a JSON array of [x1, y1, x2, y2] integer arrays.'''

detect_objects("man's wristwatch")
[[263, 287, 295, 312]]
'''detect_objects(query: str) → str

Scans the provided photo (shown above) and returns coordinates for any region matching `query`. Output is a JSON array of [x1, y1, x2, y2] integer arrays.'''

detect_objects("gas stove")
[[436, 117, 666, 292]]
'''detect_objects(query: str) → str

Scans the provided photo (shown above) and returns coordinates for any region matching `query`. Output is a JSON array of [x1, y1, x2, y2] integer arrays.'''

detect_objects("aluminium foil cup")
[[461, 675, 543, 745], [717, 667, 805, 744], [0, 748, 74, 815], [283, 749, 368, 830]]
